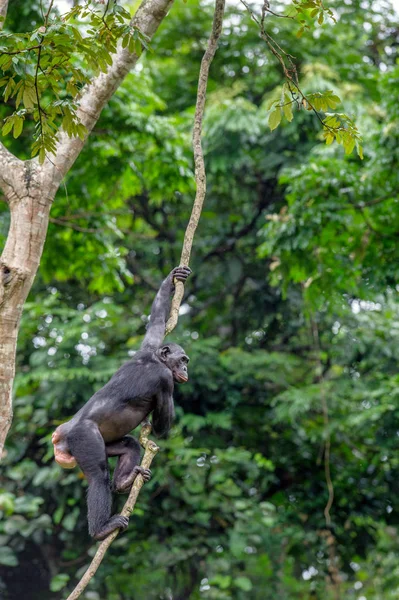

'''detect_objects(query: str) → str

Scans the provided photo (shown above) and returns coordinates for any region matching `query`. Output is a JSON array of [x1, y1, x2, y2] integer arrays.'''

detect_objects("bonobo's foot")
[[93, 515, 129, 541], [114, 466, 152, 494], [137, 467, 152, 482]]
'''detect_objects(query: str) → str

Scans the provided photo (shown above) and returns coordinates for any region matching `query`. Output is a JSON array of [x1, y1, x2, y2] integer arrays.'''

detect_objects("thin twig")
[[44, 0, 54, 21], [49, 216, 101, 234], [65, 423, 159, 600], [165, 0, 226, 334], [0, 45, 42, 55], [101, 0, 113, 34]]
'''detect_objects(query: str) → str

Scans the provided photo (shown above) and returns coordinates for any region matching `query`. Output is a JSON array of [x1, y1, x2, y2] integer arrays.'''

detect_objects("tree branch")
[[65, 423, 159, 600], [43, 0, 175, 188], [165, 0, 226, 335]]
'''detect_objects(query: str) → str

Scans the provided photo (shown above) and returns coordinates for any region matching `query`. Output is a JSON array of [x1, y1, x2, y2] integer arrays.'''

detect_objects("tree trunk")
[[0, 161, 57, 457]]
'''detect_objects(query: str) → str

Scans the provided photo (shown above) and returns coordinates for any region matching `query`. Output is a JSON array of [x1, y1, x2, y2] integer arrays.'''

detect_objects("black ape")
[[52, 267, 191, 540]]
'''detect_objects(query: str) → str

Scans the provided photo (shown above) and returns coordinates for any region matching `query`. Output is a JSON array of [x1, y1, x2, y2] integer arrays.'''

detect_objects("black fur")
[[53, 267, 191, 540]]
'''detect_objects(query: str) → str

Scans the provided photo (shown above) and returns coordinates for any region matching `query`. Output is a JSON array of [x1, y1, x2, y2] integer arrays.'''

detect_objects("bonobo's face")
[[159, 343, 189, 383]]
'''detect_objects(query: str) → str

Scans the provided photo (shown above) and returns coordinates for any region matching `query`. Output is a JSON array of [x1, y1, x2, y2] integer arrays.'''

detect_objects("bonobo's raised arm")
[[141, 266, 191, 351]]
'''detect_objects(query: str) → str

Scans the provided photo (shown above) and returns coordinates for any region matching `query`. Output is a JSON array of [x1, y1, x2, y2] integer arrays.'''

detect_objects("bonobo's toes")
[[93, 515, 129, 540], [117, 515, 129, 530], [140, 467, 152, 482], [114, 466, 152, 494], [132, 465, 152, 482]]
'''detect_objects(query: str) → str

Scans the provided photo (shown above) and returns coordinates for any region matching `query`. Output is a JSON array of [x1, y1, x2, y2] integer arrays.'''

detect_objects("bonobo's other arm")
[[141, 266, 191, 351]]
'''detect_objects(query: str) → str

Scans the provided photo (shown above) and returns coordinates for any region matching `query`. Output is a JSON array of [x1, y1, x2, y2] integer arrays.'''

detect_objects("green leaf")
[[269, 109, 281, 131], [0, 492, 14, 515], [325, 132, 334, 145], [15, 83, 24, 108], [23, 85, 36, 109], [39, 146, 46, 164], [2, 116, 14, 136], [135, 40, 142, 57], [128, 36, 136, 54], [0, 547, 18, 567], [210, 575, 232, 589], [50, 574, 70, 592], [234, 577, 253, 591], [283, 101, 294, 122], [4, 78, 15, 102], [344, 136, 356, 155], [11, 56, 24, 77], [76, 123, 87, 141], [53, 505, 64, 525], [329, 94, 341, 104], [13, 115, 24, 138]]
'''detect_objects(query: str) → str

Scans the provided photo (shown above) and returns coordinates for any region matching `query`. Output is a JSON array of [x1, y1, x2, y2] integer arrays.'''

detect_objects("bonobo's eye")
[[182, 356, 189, 365]]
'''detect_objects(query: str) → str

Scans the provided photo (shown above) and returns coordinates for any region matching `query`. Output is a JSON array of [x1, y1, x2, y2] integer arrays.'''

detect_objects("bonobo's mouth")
[[175, 372, 188, 383]]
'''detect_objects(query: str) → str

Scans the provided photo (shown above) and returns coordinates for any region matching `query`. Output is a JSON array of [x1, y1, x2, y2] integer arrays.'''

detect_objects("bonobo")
[[52, 266, 191, 540]]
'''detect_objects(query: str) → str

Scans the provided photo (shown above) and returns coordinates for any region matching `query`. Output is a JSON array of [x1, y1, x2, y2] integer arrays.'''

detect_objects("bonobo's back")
[[89, 350, 168, 405]]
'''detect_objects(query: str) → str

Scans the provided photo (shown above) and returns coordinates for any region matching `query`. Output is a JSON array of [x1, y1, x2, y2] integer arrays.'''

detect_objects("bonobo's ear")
[[160, 345, 171, 361]]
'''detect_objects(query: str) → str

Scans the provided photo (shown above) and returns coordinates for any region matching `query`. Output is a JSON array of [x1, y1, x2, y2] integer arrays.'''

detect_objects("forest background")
[[0, 0, 398, 598]]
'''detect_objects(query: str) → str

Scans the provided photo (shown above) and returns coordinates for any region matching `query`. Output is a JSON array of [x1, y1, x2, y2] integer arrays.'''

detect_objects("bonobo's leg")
[[106, 435, 152, 494], [67, 421, 129, 540]]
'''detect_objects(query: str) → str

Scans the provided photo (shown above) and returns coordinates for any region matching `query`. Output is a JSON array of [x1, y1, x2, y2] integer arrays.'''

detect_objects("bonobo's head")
[[158, 343, 189, 383]]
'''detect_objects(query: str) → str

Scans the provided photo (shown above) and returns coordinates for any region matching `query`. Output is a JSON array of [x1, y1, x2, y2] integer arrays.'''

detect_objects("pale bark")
[[0, 0, 174, 457], [0, 143, 24, 198], [0, 0, 8, 28], [0, 162, 54, 453]]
